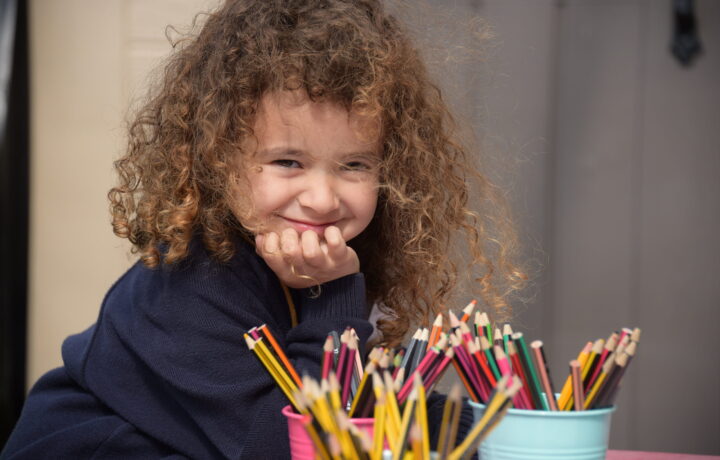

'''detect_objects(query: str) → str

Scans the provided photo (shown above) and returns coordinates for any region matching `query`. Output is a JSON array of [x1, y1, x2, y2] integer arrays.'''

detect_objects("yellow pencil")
[[348, 361, 376, 417], [245, 334, 298, 409], [370, 377, 387, 460], [383, 371, 401, 447], [584, 353, 618, 409], [437, 385, 462, 459], [448, 377, 521, 460], [391, 385, 417, 460], [414, 373, 430, 460], [328, 372, 343, 413], [293, 390, 332, 460], [254, 337, 298, 398], [581, 339, 605, 382]]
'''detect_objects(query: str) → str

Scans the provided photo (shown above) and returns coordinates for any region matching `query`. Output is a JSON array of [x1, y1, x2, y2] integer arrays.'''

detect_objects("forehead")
[[250, 90, 381, 154]]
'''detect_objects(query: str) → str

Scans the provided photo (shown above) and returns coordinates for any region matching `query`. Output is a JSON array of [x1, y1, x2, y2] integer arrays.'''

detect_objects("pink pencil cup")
[[282, 405, 375, 460]]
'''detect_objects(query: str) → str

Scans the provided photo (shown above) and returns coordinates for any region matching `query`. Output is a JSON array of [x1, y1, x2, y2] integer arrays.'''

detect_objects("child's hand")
[[254, 226, 360, 289]]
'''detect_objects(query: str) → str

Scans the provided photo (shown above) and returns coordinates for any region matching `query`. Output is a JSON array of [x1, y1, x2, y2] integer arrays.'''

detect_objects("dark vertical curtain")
[[0, 0, 29, 445]]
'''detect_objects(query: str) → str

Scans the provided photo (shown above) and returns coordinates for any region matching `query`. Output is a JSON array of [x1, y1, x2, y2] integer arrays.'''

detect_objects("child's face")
[[241, 90, 380, 242]]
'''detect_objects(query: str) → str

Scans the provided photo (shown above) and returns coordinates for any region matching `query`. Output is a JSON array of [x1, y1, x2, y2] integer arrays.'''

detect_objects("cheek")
[[354, 183, 379, 224]]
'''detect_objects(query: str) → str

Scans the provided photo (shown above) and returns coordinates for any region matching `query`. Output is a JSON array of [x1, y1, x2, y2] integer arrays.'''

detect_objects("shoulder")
[[104, 234, 287, 328]]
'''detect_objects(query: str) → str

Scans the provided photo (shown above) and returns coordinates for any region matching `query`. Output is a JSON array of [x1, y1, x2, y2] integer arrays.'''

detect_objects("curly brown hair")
[[109, 0, 527, 346]]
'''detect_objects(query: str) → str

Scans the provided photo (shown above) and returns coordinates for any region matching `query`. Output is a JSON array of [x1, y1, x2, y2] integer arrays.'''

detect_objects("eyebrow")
[[255, 147, 380, 160], [255, 147, 304, 157]]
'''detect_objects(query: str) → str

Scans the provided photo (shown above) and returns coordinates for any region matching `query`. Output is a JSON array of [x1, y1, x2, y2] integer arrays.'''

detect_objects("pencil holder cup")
[[469, 396, 615, 460], [282, 405, 375, 460]]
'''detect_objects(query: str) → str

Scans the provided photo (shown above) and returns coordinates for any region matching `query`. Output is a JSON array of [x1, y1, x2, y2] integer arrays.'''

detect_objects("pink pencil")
[[494, 345, 528, 409]]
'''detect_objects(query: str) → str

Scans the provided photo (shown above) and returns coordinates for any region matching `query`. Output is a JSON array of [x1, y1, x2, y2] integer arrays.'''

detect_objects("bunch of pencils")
[[442, 307, 641, 411], [244, 301, 641, 457], [559, 327, 640, 410]]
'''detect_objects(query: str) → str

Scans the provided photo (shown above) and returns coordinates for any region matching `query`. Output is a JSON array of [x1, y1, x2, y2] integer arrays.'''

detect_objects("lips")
[[280, 216, 338, 234]]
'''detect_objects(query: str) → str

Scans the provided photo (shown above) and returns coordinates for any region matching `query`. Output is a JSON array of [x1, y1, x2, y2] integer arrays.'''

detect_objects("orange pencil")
[[259, 324, 303, 387], [459, 299, 477, 323], [427, 313, 443, 350]]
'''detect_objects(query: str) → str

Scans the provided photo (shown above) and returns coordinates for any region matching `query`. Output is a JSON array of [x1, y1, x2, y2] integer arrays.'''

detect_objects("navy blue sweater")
[[2, 237, 472, 459]]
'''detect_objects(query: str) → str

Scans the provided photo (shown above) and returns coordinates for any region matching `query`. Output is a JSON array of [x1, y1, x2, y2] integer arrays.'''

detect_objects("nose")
[[297, 171, 340, 216]]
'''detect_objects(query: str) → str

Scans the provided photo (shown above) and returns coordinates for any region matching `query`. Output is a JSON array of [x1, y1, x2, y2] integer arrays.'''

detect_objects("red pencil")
[[467, 339, 497, 387], [321, 334, 334, 380], [507, 340, 535, 409], [586, 332, 618, 391], [451, 333, 489, 402], [341, 337, 357, 408], [424, 348, 454, 392]]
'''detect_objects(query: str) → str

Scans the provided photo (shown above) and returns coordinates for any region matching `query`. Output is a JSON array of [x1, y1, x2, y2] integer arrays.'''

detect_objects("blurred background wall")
[[15, 0, 719, 454]]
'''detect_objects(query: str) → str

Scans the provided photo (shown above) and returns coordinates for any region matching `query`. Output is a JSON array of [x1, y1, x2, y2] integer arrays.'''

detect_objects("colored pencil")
[[414, 373, 431, 460], [502, 323, 513, 353], [584, 352, 617, 409], [370, 374, 386, 460], [459, 299, 477, 323], [321, 334, 334, 380], [423, 348, 454, 392], [436, 384, 462, 460], [447, 376, 522, 460], [391, 384, 417, 460], [579, 338, 602, 381], [570, 359, 584, 411], [259, 324, 303, 387], [427, 313, 443, 350], [558, 341, 592, 410], [530, 340, 558, 410], [479, 335, 501, 380], [585, 332, 618, 392], [493, 327, 503, 349], [512, 332, 546, 410]]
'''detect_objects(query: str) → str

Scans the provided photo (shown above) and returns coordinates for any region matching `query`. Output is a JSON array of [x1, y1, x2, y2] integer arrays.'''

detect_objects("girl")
[[3, 0, 525, 458]]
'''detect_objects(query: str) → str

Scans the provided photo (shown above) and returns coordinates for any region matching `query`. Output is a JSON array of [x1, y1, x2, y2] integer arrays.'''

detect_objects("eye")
[[272, 159, 302, 169], [342, 161, 372, 171]]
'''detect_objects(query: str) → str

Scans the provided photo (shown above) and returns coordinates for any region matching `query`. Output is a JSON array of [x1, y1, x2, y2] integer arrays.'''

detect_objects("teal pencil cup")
[[469, 396, 615, 460]]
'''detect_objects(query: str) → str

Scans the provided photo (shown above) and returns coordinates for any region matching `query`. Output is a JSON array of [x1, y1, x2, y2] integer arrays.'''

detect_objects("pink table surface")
[[608, 451, 720, 459]]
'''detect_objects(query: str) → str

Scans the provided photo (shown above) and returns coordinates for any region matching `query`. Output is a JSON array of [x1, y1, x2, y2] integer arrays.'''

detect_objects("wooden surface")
[[608, 451, 720, 459]]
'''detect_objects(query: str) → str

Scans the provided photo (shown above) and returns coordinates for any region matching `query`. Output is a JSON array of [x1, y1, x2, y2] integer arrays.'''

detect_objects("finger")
[[301, 230, 325, 267], [324, 226, 348, 260], [263, 232, 280, 255], [257, 232, 288, 274], [254, 234, 264, 254], [280, 227, 302, 265]]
